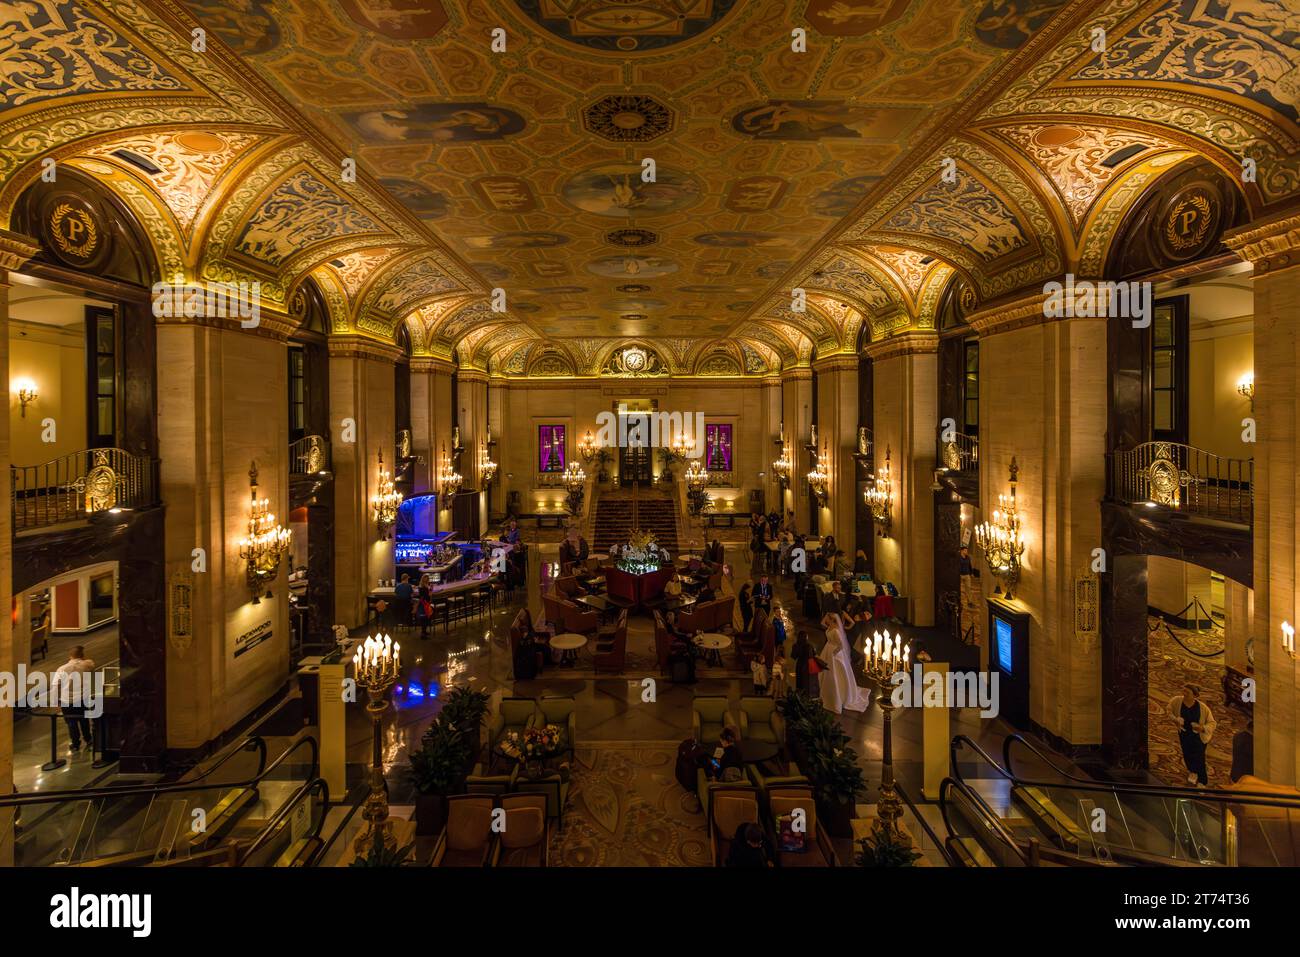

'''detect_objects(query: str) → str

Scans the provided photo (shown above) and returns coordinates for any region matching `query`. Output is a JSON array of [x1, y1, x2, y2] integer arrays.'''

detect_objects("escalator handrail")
[[236, 777, 330, 866], [1001, 732, 1300, 805], [952, 734, 1300, 811], [937, 776, 1029, 865], [2, 734, 318, 809], [893, 778, 957, 867]]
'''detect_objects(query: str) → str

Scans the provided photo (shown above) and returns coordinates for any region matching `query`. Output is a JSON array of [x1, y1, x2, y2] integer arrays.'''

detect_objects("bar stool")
[[429, 597, 450, 634], [447, 593, 467, 626]]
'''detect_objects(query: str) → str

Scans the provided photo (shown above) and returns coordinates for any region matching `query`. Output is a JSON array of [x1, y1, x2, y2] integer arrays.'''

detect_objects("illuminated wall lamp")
[[238, 461, 292, 604], [864, 446, 893, 536], [1237, 372, 1254, 411], [13, 378, 38, 417], [1283, 620, 1296, 659], [974, 457, 1026, 601]]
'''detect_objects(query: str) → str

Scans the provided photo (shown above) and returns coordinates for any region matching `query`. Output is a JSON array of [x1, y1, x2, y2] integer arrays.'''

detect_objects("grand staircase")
[[593, 486, 679, 554]]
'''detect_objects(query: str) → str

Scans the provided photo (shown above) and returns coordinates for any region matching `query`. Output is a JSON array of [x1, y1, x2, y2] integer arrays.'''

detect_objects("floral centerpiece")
[[617, 529, 668, 575], [499, 724, 564, 777]]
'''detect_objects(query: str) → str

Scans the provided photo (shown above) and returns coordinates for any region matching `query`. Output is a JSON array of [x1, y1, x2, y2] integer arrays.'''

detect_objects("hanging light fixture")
[[772, 433, 793, 489], [479, 435, 498, 488], [975, 457, 1026, 600], [238, 461, 292, 604], [438, 443, 462, 500], [372, 449, 402, 539], [864, 445, 893, 535], [806, 443, 829, 506]]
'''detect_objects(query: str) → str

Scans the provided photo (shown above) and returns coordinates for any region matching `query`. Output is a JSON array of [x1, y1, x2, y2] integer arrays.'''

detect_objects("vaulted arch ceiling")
[[4, 0, 1299, 360]]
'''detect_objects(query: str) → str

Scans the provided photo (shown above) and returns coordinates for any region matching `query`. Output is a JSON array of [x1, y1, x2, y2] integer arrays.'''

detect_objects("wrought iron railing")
[[938, 431, 979, 473], [11, 447, 157, 531], [1108, 441, 1253, 525], [289, 434, 331, 475]]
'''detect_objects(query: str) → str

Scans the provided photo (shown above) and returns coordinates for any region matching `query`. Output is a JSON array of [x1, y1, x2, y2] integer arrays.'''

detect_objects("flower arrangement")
[[499, 724, 563, 763], [618, 529, 667, 574]]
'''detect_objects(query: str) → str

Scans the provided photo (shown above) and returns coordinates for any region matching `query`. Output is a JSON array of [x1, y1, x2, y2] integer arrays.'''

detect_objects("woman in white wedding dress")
[[819, 612, 871, 714]]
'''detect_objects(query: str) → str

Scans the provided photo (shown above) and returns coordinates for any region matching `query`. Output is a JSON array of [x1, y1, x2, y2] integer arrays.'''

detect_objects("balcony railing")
[[290, 434, 331, 475], [938, 431, 979, 473], [1109, 441, 1253, 525], [11, 447, 158, 531]]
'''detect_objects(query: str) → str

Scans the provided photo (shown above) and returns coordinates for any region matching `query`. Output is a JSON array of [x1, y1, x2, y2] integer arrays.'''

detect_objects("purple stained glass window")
[[705, 424, 732, 471], [539, 425, 566, 472]]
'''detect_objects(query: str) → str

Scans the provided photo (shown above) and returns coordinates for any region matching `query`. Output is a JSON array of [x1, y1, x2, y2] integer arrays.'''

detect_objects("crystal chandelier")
[[806, 443, 829, 505], [438, 443, 462, 499], [578, 429, 599, 463], [479, 431, 498, 488], [238, 461, 292, 604], [562, 461, 586, 514], [864, 445, 893, 535], [975, 457, 1026, 600], [372, 449, 402, 539], [684, 458, 708, 492]]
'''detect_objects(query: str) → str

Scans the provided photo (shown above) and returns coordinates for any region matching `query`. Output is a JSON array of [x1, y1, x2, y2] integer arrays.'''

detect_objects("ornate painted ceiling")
[[2, 0, 1299, 375]]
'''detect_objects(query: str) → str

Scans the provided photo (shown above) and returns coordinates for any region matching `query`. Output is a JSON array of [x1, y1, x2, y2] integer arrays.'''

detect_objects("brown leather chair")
[[712, 595, 735, 633], [541, 592, 569, 633], [653, 610, 673, 675], [555, 575, 587, 599], [593, 616, 627, 674], [767, 784, 836, 867], [431, 795, 495, 867], [490, 793, 549, 867], [560, 599, 598, 638], [709, 785, 761, 867], [677, 603, 708, 634]]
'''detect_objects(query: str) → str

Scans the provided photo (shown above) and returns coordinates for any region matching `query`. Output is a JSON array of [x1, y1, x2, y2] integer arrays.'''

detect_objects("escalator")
[[4, 734, 320, 866], [940, 734, 1300, 867]]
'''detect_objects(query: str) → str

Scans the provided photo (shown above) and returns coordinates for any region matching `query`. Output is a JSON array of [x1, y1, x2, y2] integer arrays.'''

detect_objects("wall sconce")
[[772, 436, 793, 489], [479, 438, 498, 488], [806, 443, 829, 506], [975, 457, 1026, 601], [562, 461, 586, 515], [578, 429, 599, 463], [372, 449, 402, 539], [1237, 372, 1254, 410], [684, 459, 710, 516], [438, 443, 462, 500], [852, 426, 872, 468], [13, 377, 37, 417], [238, 461, 292, 604], [864, 445, 893, 536], [1283, 620, 1296, 659]]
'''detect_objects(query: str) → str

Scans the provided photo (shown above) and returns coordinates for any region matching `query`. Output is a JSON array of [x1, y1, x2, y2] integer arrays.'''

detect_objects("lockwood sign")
[[234, 618, 273, 659]]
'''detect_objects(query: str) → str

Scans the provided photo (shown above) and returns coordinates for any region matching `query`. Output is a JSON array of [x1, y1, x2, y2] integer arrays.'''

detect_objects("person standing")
[[1167, 684, 1216, 786], [53, 646, 97, 753], [753, 574, 773, 615]]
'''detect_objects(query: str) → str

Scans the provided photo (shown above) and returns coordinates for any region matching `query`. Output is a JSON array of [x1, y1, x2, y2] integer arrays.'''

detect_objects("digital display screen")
[[995, 616, 1013, 675]]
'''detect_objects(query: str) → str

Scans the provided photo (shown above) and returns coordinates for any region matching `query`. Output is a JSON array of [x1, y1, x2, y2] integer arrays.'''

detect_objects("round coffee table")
[[549, 632, 588, 666], [695, 632, 732, 666], [739, 738, 780, 766]]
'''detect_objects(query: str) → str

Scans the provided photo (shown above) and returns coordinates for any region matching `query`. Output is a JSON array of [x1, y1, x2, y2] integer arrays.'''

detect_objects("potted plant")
[[789, 701, 864, 838], [350, 828, 415, 867], [438, 685, 490, 768], [407, 717, 470, 835], [781, 690, 817, 767], [855, 828, 922, 867]]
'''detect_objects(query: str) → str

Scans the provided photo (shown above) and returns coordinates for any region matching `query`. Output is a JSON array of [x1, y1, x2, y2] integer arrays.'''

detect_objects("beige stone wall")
[[973, 310, 1105, 745], [1148, 555, 1214, 620], [1189, 331, 1253, 459], [0, 267, 15, 865], [158, 323, 291, 750], [813, 357, 859, 563]]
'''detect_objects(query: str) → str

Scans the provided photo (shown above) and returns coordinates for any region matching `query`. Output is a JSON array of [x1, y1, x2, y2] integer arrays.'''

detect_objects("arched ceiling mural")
[[2, 0, 1299, 362]]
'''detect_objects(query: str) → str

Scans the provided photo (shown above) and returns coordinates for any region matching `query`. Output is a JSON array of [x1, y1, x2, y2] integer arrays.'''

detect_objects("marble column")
[[970, 294, 1106, 748], [780, 367, 813, 528], [487, 376, 505, 518], [812, 354, 860, 560], [1223, 577, 1253, 675], [1226, 209, 1300, 785], [865, 332, 938, 626], [458, 369, 489, 533], [410, 356, 455, 530], [329, 337, 399, 628], [760, 375, 782, 514], [0, 231, 39, 866]]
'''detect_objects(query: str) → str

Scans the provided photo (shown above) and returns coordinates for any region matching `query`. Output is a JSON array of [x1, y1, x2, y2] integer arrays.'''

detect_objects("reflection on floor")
[[1146, 616, 1249, 787]]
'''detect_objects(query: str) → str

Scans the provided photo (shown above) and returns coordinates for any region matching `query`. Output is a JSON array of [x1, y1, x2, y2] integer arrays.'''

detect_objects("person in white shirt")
[[53, 646, 96, 752]]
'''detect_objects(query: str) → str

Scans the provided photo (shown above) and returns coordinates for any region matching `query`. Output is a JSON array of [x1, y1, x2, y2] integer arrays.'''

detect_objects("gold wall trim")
[[861, 330, 940, 361], [328, 335, 403, 363], [0, 229, 41, 272], [1224, 207, 1300, 275]]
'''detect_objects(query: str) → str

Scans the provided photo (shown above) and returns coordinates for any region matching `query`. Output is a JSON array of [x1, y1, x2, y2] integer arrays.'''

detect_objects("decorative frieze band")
[[328, 335, 404, 363], [861, 330, 939, 361], [1224, 209, 1300, 275], [0, 229, 41, 273]]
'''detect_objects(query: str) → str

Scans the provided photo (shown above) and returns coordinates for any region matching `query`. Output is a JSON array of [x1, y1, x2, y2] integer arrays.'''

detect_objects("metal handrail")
[[937, 431, 979, 472], [237, 777, 330, 866], [938, 776, 1031, 866], [289, 434, 331, 475], [1108, 441, 1252, 524], [11, 447, 158, 530]]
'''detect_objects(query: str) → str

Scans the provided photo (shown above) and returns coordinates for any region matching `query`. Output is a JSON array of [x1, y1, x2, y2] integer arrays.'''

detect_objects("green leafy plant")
[[438, 685, 490, 739], [349, 828, 415, 867], [407, 718, 471, 795], [855, 828, 922, 867]]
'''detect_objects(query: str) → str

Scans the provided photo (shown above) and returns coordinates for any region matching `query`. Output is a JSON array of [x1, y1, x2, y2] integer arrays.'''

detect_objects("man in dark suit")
[[753, 574, 773, 614]]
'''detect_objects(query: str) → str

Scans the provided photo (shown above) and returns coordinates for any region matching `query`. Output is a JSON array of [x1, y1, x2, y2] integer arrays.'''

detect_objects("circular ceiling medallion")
[[617, 283, 652, 293], [175, 131, 228, 153], [582, 94, 674, 143], [512, 0, 741, 53], [621, 313, 648, 322], [605, 228, 659, 247]]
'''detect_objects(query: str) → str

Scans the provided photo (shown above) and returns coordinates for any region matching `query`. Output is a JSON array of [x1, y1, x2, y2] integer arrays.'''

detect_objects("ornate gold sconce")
[[13, 377, 37, 418], [578, 429, 599, 464], [772, 436, 793, 489], [975, 457, 1026, 600], [1237, 372, 1254, 411], [438, 443, 462, 500], [562, 461, 586, 515], [479, 434, 498, 488], [806, 443, 829, 506], [238, 461, 292, 604], [371, 449, 402, 539], [684, 458, 710, 516], [864, 445, 893, 536]]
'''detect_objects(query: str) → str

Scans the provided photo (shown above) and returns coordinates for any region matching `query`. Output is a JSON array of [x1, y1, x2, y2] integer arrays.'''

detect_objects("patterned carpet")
[[1146, 616, 1249, 787], [548, 741, 710, 866]]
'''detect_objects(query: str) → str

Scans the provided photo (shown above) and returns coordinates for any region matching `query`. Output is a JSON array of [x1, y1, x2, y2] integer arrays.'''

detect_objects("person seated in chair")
[[700, 727, 743, 781], [725, 822, 773, 868], [559, 526, 589, 572]]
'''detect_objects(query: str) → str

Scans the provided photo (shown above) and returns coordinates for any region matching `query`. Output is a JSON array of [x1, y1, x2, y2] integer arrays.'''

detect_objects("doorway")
[[614, 399, 656, 487]]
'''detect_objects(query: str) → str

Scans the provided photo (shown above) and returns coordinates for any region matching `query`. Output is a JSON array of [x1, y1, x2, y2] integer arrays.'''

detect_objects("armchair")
[[554, 575, 587, 599], [560, 599, 599, 638], [430, 795, 495, 867], [541, 592, 569, 633], [653, 611, 673, 675], [766, 784, 837, 866], [708, 785, 761, 867], [490, 793, 549, 867], [711, 596, 735, 632], [465, 761, 520, 797], [537, 694, 577, 762], [746, 763, 810, 802], [512, 767, 571, 828], [592, 618, 627, 674], [677, 603, 708, 634], [691, 694, 737, 745], [738, 696, 785, 756]]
